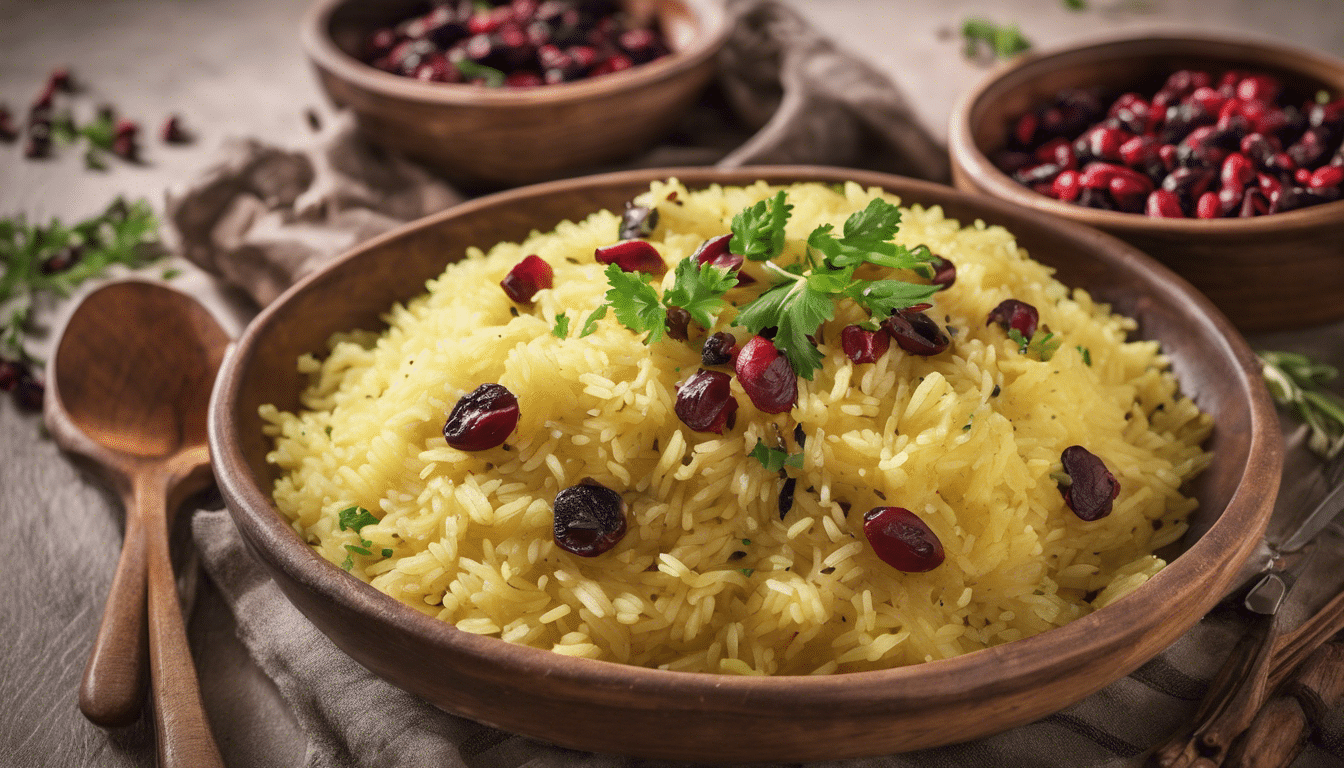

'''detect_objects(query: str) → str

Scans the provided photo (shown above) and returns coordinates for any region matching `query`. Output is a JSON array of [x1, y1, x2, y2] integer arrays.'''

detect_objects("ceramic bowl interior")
[[949, 33, 1344, 332], [210, 166, 1282, 761], [300, 0, 730, 189]]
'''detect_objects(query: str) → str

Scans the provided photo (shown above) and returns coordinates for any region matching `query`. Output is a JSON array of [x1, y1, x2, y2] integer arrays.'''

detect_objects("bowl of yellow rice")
[[209, 166, 1281, 760]]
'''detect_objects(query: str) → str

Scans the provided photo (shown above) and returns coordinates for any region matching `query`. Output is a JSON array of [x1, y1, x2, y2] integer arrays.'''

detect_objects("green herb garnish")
[[579, 305, 606, 337], [552, 312, 570, 338], [748, 439, 804, 473], [337, 505, 379, 532], [1007, 329, 1062, 361], [603, 263, 666, 343], [0, 198, 161, 363], [1260, 350, 1344, 458], [1063, 0, 1087, 9], [729, 191, 792, 261], [599, 192, 937, 381], [454, 59, 506, 87], [961, 18, 1032, 60], [663, 256, 738, 329], [1077, 345, 1092, 366]]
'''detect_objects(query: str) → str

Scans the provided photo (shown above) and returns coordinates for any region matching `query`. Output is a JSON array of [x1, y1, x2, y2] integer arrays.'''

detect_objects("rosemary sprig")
[[1259, 350, 1344, 459]]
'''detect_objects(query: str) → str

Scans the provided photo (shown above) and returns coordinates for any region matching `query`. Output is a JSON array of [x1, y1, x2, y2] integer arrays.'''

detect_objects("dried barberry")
[[734, 335, 797, 414], [881, 306, 949, 356], [594, 239, 664, 274], [1058, 445, 1120, 521], [553, 480, 627, 557], [863, 507, 944, 572], [443, 383, 519, 451], [700, 331, 737, 366], [673, 369, 738, 434], [987, 299, 1039, 340], [500, 254, 553, 303]]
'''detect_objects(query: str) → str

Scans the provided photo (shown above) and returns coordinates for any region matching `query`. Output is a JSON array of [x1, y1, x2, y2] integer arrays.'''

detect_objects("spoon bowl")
[[45, 279, 229, 767]]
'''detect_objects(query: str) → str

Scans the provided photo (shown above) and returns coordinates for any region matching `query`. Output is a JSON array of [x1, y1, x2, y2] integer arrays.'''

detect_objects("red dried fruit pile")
[[361, 0, 670, 87], [995, 70, 1344, 218]]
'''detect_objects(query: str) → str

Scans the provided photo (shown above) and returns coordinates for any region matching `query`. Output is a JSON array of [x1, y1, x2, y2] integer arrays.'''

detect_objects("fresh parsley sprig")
[[731, 196, 939, 379], [748, 439, 803, 473], [730, 191, 792, 261], [598, 190, 939, 381], [1259, 350, 1344, 459]]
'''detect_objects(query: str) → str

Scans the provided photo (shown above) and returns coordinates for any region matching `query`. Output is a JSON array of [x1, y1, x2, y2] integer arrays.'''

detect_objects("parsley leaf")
[[748, 439, 804, 472], [341, 554, 354, 571], [663, 257, 737, 329], [337, 505, 379, 532], [807, 198, 912, 269], [580, 304, 606, 337], [344, 543, 373, 557], [1009, 329, 1063, 361], [552, 312, 570, 338], [603, 264, 666, 344], [843, 279, 940, 317], [962, 18, 1031, 60], [730, 190, 792, 261], [1077, 345, 1092, 366], [734, 276, 831, 379]]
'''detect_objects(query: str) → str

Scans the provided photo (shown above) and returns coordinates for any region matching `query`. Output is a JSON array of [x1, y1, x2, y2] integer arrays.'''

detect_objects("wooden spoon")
[[45, 280, 229, 768]]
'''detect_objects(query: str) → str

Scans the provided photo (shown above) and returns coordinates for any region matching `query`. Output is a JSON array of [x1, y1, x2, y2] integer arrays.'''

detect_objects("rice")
[[261, 179, 1212, 675]]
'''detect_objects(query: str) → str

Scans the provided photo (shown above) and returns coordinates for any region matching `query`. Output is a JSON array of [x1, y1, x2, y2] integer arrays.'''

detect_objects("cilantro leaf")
[[337, 505, 379, 532], [748, 439, 804, 473], [730, 190, 792, 261], [344, 543, 372, 557], [603, 264, 665, 344], [580, 305, 606, 337], [552, 312, 570, 338], [341, 554, 354, 571], [1008, 329, 1062, 361], [663, 257, 736, 329]]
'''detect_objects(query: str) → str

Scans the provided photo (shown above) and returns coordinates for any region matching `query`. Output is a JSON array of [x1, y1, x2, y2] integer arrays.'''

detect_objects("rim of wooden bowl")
[[949, 31, 1344, 237], [299, 0, 732, 109], [209, 166, 1282, 759]]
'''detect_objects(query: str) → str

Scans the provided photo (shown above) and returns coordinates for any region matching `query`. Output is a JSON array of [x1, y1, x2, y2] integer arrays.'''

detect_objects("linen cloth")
[[5, 0, 1341, 766]]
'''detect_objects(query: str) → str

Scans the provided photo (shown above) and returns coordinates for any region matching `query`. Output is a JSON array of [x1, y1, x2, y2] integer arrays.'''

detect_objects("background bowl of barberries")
[[300, 0, 730, 189], [948, 33, 1344, 332]]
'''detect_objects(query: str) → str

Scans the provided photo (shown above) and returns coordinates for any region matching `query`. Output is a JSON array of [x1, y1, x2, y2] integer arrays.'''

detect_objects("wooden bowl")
[[948, 33, 1344, 333], [300, 0, 731, 189], [209, 166, 1282, 761]]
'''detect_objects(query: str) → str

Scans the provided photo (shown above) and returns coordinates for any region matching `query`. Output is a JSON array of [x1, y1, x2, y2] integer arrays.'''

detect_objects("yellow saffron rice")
[[262, 180, 1212, 675]]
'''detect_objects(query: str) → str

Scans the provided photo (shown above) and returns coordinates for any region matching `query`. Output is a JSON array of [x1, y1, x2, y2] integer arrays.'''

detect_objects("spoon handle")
[[140, 463, 225, 768], [79, 502, 149, 727]]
